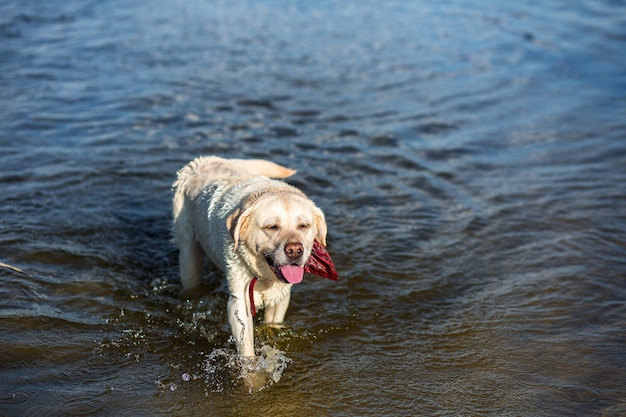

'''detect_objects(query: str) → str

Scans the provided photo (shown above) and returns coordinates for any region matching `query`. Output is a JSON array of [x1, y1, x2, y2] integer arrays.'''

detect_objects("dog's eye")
[[265, 225, 279, 232], [298, 223, 310, 231]]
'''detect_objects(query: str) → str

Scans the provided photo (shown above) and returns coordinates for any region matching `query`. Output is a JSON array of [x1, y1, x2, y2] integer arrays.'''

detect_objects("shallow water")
[[1, 0, 625, 415]]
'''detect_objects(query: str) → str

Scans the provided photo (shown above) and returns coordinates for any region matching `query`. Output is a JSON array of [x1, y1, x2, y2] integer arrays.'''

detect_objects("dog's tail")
[[230, 158, 296, 179]]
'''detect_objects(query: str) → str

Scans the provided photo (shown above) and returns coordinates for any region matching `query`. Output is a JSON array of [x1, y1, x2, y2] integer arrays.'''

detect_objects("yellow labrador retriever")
[[172, 156, 337, 358]]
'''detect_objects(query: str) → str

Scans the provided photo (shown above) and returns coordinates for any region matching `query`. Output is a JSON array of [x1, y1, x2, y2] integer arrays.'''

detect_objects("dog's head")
[[226, 187, 327, 284]]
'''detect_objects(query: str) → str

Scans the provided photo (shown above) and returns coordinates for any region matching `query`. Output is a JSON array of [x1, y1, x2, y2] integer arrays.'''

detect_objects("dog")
[[171, 156, 337, 358]]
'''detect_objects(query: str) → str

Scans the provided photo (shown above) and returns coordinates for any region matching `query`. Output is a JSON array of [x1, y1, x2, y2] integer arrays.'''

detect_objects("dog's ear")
[[227, 207, 251, 251], [313, 206, 327, 246]]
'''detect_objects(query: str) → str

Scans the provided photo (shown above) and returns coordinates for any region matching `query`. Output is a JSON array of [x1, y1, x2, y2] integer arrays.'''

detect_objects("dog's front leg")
[[264, 287, 291, 324], [227, 288, 255, 358]]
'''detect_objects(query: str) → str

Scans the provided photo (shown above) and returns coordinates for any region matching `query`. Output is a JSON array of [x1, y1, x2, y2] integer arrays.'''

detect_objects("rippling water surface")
[[1, 0, 625, 415]]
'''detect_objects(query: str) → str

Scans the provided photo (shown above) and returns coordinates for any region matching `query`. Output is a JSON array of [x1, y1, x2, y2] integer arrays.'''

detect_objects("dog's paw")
[[237, 347, 291, 391], [238, 356, 269, 391], [243, 369, 269, 391]]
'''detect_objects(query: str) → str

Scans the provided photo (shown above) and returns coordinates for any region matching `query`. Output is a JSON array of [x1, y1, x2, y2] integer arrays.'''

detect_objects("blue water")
[[1, 0, 625, 415]]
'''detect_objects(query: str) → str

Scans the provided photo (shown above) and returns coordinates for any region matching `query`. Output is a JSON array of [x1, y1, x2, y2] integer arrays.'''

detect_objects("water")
[[1, 0, 625, 415]]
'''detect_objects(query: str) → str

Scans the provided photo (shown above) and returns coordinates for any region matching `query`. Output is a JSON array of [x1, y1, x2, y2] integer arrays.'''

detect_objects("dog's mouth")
[[265, 257, 305, 284], [264, 241, 339, 285]]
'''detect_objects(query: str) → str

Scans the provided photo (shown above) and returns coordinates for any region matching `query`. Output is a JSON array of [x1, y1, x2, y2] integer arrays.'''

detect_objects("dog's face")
[[228, 191, 327, 284]]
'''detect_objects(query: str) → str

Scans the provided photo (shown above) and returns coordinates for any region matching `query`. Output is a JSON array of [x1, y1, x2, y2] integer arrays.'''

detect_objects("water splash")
[[164, 345, 292, 393], [203, 345, 291, 392], [257, 345, 292, 384]]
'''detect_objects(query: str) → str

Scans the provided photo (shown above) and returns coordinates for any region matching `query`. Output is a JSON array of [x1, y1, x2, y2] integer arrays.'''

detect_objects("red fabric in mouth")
[[304, 240, 339, 282]]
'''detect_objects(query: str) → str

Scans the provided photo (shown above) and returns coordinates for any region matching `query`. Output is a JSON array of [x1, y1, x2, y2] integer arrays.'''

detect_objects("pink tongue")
[[279, 265, 304, 284]]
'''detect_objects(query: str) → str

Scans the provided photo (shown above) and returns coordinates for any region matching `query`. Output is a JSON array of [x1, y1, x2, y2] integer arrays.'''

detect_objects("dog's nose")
[[285, 242, 304, 259]]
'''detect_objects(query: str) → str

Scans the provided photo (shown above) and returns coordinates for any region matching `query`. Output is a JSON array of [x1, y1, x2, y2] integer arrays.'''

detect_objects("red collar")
[[249, 277, 259, 317], [249, 241, 338, 316]]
